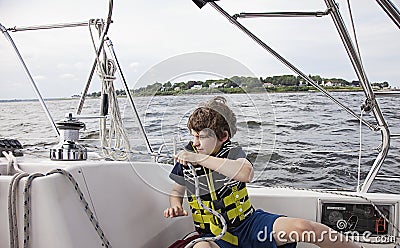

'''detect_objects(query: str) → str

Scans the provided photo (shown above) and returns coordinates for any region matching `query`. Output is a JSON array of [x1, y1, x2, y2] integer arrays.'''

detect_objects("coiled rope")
[[8, 172, 29, 248], [184, 163, 227, 248], [4, 153, 112, 248], [23, 173, 45, 248], [89, 19, 130, 161]]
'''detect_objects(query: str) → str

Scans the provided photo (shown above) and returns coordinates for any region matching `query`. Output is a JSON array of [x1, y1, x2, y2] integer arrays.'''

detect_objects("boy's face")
[[191, 129, 224, 155]]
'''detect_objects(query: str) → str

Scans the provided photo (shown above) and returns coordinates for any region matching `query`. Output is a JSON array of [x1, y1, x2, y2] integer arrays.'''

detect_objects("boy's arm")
[[175, 152, 254, 183], [164, 183, 188, 218]]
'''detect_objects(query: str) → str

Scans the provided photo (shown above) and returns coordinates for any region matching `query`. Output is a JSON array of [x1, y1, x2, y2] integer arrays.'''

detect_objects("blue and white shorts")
[[201, 209, 297, 248]]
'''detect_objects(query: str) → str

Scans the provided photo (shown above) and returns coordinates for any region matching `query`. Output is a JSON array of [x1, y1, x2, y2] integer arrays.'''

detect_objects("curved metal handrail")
[[192, 0, 393, 193]]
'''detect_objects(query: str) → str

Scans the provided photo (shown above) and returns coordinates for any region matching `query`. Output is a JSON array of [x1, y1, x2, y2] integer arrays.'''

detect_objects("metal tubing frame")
[[4, 18, 111, 116], [206, 1, 391, 192], [208, 2, 376, 131], [323, 0, 390, 192], [375, 0, 400, 29], [105, 38, 154, 153], [0, 23, 60, 137], [7, 20, 106, 32], [234, 9, 331, 19], [76, 0, 114, 115]]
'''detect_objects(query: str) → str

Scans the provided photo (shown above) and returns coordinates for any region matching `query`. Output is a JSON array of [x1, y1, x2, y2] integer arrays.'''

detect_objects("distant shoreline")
[[3, 87, 400, 102], [0, 97, 77, 103]]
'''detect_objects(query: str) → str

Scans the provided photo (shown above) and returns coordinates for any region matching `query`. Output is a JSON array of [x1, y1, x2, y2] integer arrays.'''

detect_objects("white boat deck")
[[1, 160, 398, 247]]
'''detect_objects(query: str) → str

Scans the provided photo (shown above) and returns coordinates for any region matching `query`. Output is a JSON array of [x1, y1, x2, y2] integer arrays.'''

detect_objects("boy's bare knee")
[[193, 241, 217, 248], [292, 219, 317, 234], [291, 219, 337, 243]]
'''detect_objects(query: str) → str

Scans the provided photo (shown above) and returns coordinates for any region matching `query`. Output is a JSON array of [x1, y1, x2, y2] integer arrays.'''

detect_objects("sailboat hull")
[[0, 161, 398, 247]]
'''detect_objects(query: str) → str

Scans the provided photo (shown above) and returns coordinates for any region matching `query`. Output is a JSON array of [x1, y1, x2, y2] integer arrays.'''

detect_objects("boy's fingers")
[[164, 208, 170, 218], [174, 207, 182, 216], [167, 208, 172, 217]]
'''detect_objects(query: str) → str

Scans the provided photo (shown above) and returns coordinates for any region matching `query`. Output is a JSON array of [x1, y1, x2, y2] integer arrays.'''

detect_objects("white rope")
[[88, 20, 130, 161], [184, 163, 227, 248], [8, 172, 29, 248], [46, 169, 112, 247], [3, 151, 26, 248], [2, 151, 24, 174], [19, 170, 112, 248], [99, 59, 130, 160], [23, 173, 45, 248], [3, 153, 112, 248]]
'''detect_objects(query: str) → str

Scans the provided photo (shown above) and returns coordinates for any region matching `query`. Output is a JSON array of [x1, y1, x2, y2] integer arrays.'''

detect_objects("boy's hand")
[[163, 206, 188, 218], [175, 150, 204, 166]]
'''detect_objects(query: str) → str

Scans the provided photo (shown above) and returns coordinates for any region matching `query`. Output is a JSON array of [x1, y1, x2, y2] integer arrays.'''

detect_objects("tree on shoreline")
[[86, 75, 392, 97]]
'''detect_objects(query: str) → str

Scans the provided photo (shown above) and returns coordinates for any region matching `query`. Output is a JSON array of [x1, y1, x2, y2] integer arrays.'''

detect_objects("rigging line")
[[0, 24, 60, 137], [76, 0, 114, 115], [357, 109, 364, 192], [105, 38, 154, 153], [375, 0, 400, 29], [346, 0, 365, 70], [80, 169, 99, 220]]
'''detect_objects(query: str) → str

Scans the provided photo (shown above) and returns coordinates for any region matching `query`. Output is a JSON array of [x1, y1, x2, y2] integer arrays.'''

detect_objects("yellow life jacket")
[[180, 141, 254, 245], [188, 184, 254, 245]]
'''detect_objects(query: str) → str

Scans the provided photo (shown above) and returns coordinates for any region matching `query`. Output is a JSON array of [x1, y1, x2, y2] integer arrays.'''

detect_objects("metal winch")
[[50, 113, 87, 161]]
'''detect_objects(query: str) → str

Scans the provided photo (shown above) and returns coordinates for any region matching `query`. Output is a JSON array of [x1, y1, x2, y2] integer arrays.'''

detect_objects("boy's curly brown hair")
[[187, 96, 237, 140]]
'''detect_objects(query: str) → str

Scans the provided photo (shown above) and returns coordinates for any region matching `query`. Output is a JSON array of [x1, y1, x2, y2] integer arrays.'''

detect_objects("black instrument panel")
[[320, 202, 393, 236]]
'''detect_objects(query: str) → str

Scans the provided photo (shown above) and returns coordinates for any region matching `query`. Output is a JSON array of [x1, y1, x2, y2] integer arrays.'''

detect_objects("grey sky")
[[0, 0, 399, 99]]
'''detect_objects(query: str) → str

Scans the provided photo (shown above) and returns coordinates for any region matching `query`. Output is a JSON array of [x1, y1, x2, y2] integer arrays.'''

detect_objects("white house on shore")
[[191, 84, 202, 90], [209, 82, 224, 88], [263, 82, 274, 88]]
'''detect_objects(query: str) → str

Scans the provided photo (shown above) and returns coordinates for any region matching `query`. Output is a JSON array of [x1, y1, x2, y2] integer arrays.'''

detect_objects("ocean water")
[[1, 92, 399, 193]]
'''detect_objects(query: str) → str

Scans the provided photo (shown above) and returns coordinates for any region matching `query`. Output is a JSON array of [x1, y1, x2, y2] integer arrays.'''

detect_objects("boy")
[[164, 96, 361, 248]]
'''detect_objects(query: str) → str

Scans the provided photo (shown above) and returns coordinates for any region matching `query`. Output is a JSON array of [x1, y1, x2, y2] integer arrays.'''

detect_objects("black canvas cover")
[[192, 0, 219, 9]]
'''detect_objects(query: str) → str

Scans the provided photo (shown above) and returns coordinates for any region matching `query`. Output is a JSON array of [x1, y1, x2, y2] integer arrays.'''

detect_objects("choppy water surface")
[[1, 92, 399, 193]]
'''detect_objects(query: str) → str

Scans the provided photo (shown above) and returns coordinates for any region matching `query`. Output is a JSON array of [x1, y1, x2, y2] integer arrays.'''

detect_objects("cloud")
[[59, 73, 75, 79], [73, 62, 86, 70], [129, 62, 139, 68], [57, 63, 69, 69], [33, 75, 46, 81], [0, 0, 399, 100]]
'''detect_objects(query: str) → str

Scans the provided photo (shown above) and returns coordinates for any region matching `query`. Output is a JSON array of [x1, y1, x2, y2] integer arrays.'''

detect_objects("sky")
[[0, 0, 399, 99]]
